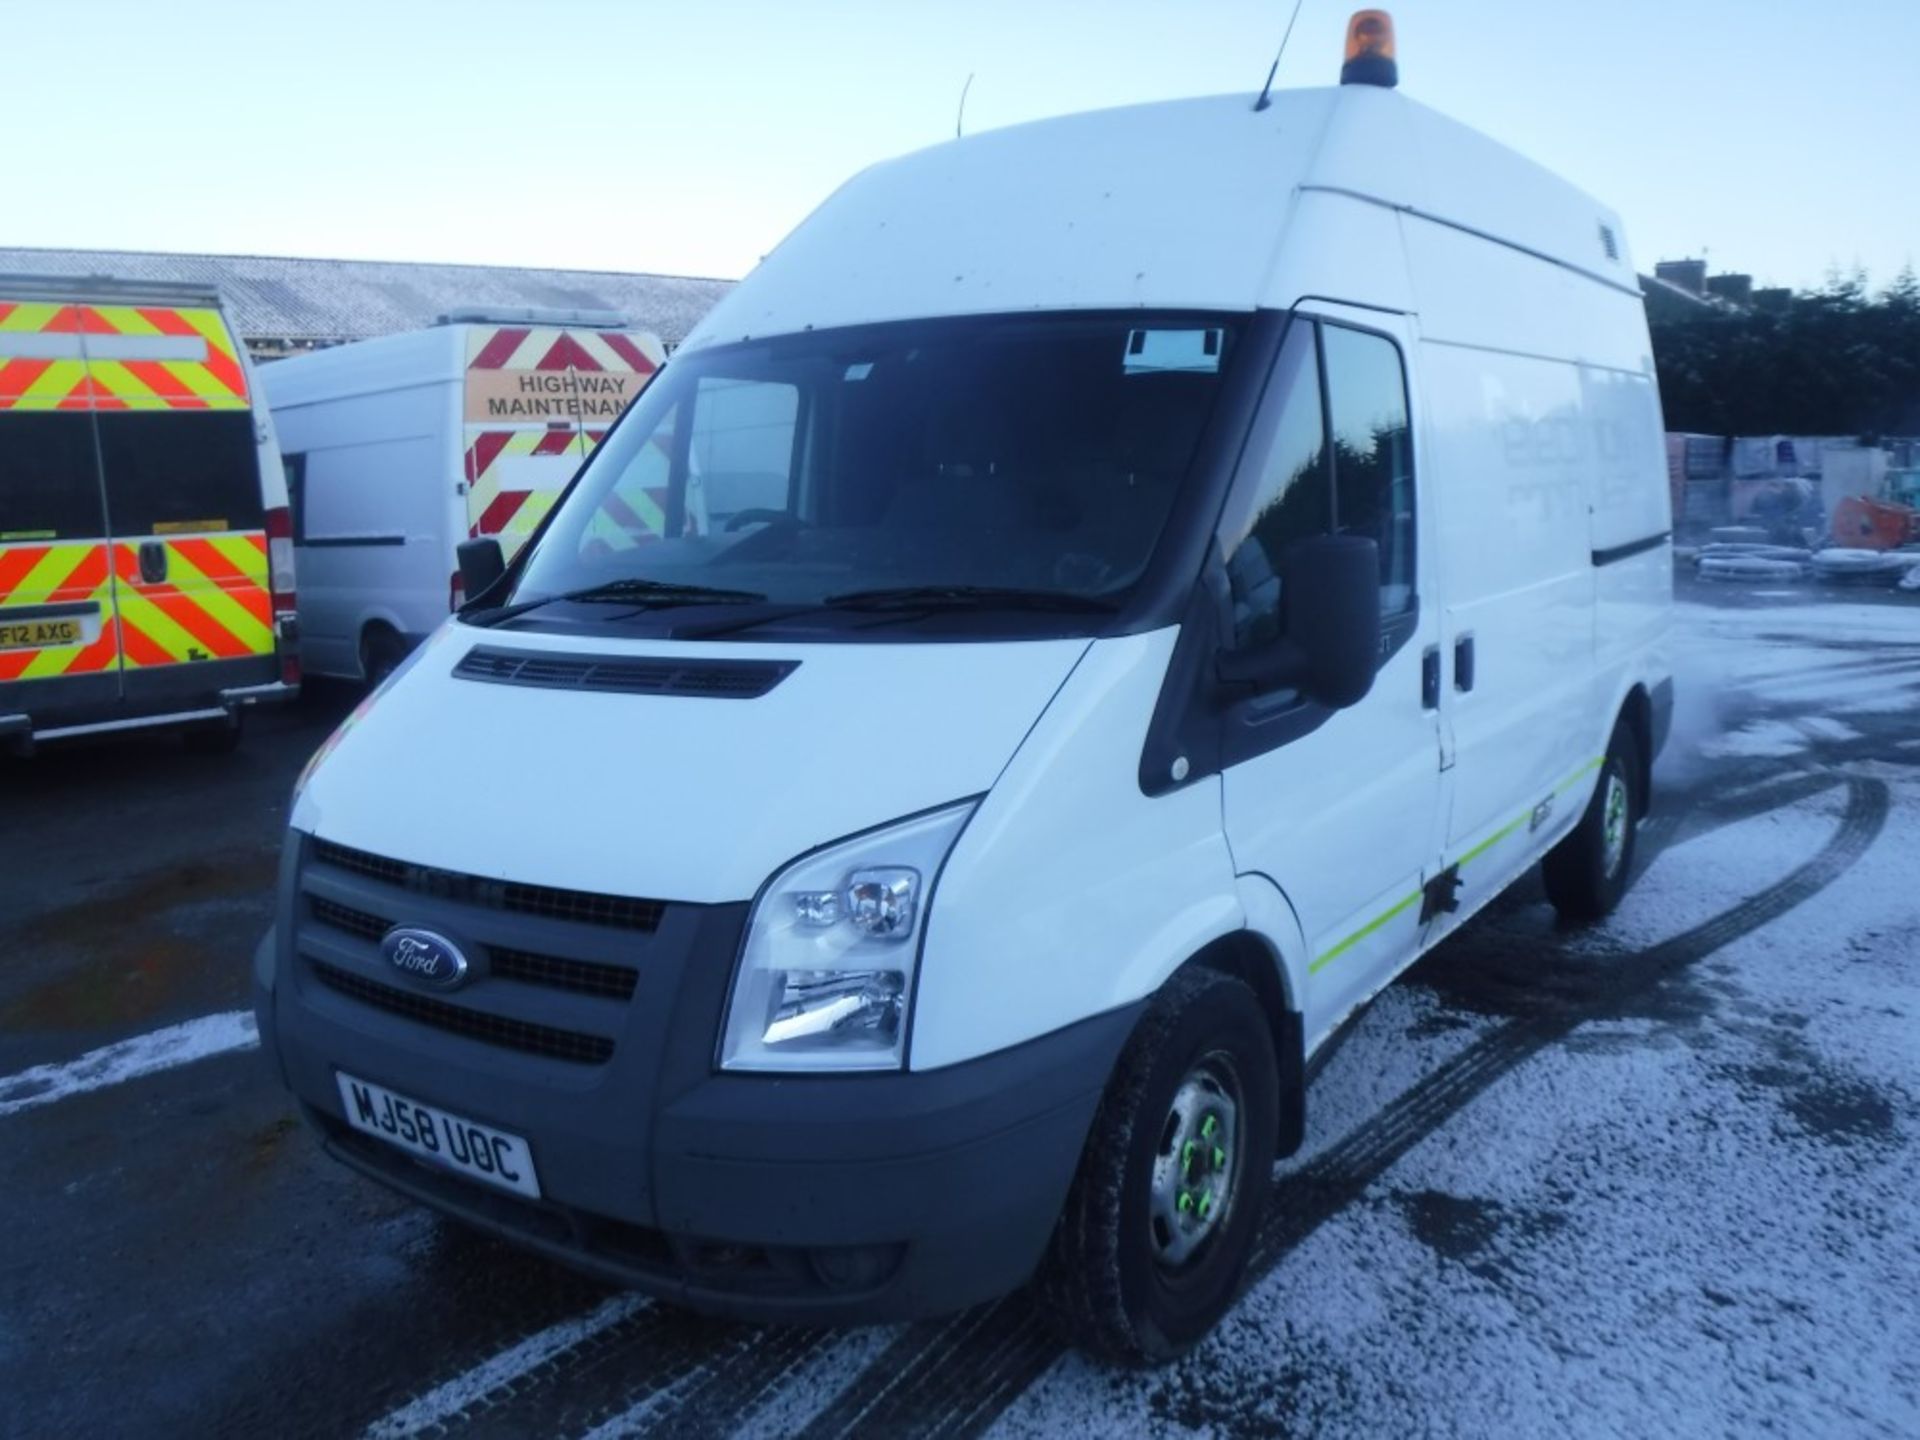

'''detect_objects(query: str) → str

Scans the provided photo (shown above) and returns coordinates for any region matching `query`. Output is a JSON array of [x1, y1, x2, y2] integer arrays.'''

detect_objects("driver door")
[[1216, 308, 1446, 1047]]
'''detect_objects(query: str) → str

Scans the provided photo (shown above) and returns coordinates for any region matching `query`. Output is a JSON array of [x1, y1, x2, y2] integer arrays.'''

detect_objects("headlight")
[[720, 801, 976, 1072]]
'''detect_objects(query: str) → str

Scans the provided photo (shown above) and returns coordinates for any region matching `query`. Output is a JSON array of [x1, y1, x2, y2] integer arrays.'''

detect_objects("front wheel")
[[1036, 966, 1280, 1365], [1543, 723, 1643, 922]]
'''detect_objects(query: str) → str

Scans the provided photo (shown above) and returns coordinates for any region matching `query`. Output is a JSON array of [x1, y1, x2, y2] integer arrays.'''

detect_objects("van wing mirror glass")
[[1217, 534, 1381, 709], [456, 537, 506, 608]]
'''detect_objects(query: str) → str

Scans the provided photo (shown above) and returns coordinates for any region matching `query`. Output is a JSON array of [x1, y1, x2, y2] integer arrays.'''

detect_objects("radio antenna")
[[956, 72, 975, 138], [1253, 0, 1308, 111]]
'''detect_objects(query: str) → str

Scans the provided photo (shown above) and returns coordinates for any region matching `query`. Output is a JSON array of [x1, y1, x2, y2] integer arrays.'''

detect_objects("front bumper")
[[254, 837, 1139, 1323]]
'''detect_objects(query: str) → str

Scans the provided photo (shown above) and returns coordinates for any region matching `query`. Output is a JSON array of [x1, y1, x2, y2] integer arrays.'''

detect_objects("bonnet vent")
[[453, 645, 797, 699]]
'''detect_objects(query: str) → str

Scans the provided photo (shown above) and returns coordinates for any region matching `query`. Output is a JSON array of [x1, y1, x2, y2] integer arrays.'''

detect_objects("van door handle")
[[1421, 645, 1441, 709], [1454, 634, 1476, 692], [137, 541, 168, 585]]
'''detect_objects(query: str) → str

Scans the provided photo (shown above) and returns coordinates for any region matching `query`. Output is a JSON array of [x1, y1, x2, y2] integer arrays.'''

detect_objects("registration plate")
[[0, 617, 87, 650], [336, 1073, 541, 1199]]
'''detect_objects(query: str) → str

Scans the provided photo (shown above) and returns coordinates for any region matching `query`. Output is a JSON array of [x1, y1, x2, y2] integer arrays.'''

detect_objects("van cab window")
[[1223, 319, 1414, 653], [516, 312, 1244, 632], [1323, 325, 1415, 616]]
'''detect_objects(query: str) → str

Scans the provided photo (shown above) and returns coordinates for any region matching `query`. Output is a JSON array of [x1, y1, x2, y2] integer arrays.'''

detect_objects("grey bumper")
[[254, 836, 1139, 1323]]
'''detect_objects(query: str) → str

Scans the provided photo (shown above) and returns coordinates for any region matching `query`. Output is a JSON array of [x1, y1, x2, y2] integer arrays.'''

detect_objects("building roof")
[[0, 246, 734, 349]]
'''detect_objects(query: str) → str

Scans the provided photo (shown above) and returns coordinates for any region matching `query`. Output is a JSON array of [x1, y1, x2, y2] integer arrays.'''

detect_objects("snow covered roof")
[[0, 246, 733, 350]]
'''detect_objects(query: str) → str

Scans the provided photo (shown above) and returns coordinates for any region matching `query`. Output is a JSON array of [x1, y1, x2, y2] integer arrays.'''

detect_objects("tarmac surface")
[[3, 577, 1915, 1438]]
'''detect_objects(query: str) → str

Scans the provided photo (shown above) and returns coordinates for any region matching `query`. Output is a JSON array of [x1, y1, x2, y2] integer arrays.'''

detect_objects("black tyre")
[[359, 626, 406, 688], [1543, 722, 1642, 922], [182, 714, 242, 755], [1037, 966, 1280, 1365]]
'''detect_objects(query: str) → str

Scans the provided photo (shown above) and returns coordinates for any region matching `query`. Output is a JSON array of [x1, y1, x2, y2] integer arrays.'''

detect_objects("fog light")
[[809, 1243, 904, 1291]]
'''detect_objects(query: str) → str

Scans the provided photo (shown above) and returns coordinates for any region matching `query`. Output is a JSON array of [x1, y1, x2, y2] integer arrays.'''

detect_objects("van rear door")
[[80, 305, 276, 699], [461, 326, 664, 557], [0, 303, 124, 715]]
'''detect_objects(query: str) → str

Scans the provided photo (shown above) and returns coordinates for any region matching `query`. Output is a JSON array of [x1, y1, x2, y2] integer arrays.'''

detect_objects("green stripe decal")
[[1307, 756, 1610, 977], [1556, 757, 1604, 794], [1458, 814, 1527, 867], [1312, 889, 1422, 974]]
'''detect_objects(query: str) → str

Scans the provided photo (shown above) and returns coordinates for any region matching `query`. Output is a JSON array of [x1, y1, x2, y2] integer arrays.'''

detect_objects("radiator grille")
[[306, 896, 639, 1001], [310, 839, 664, 933], [309, 961, 615, 1065]]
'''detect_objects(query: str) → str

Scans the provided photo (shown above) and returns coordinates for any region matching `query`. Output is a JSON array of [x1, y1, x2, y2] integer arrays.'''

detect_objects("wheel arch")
[[1183, 929, 1307, 1158], [1617, 682, 1654, 817], [356, 615, 407, 681]]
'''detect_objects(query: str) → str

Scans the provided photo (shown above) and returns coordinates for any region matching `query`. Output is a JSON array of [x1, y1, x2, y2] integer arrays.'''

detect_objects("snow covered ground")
[[4, 588, 1915, 1438], [992, 592, 1920, 1439]]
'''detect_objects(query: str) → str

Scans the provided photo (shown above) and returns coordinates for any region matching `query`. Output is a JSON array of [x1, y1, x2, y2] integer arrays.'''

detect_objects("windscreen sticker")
[[1124, 328, 1224, 375]]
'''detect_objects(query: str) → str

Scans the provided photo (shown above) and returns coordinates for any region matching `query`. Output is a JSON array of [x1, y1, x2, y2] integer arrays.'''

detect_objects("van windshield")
[[505, 311, 1244, 634]]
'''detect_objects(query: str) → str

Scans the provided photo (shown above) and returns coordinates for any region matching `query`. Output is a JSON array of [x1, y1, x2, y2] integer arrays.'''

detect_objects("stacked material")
[[1809, 548, 1920, 586], [1694, 542, 1813, 583]]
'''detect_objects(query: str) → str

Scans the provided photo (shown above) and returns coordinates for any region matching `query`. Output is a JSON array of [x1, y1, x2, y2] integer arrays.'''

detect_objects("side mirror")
[[456, 537, 506, 608], [1216, 534, 1381, 709]]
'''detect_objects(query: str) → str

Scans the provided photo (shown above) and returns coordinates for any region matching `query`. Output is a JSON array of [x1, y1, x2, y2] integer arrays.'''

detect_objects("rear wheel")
[[1037, 966, 1279, 1365], [359, 625, 406, 688], [1543, 722, 1642, 922]]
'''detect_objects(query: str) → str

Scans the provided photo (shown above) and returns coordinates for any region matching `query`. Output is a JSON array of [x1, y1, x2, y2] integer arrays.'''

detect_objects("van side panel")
[[1403, 215, 1649, 863], [1586, 370, 1673, 705], [273, 382, 454, 678]]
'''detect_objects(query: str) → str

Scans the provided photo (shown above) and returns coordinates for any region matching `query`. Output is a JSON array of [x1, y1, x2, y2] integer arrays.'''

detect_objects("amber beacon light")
[[1340, 9, 1398, 88]]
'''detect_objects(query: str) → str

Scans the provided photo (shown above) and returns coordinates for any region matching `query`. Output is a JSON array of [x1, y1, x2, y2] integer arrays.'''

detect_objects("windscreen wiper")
[[821, 584, 1120, 613], [465, 577, 769, 627]]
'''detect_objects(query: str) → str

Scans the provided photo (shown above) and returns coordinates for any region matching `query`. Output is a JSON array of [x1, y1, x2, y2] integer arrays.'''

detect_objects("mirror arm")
[[1215, 637, 1309, 696]]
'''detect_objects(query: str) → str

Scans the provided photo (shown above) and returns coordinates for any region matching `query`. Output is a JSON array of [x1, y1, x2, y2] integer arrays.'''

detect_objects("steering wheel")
[[724, 508, 801, 533]]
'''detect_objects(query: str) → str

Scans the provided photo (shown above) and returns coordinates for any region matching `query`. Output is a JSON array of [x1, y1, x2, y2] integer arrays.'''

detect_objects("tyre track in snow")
[[797, 775, 1889, 1440], [1247, 775, 1888, 1277]]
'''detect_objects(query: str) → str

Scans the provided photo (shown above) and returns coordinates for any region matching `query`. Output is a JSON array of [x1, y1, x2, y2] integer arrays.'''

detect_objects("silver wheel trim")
[[1148, 1054, 1242, 1270], [1602, 770, 1631, 879]]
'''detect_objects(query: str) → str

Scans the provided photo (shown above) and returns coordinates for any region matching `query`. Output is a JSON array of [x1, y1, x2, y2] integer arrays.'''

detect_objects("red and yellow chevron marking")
[[0, 541, 119, 681], [464, 426, 602, 537], [0, 533, 272, 681], [466, 326, 663, 376], [0, 302, 249, 411], [110, 533, 272, 667]]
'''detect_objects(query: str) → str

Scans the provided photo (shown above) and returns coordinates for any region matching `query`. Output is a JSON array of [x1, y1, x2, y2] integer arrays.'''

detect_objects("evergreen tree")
[[1650, 269, 1920, 437]]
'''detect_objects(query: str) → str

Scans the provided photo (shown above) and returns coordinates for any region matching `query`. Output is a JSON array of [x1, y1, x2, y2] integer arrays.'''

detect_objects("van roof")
[[681, 86, 1634, 352], [257, 320, 666, 410], [0, 271, 229, 310]]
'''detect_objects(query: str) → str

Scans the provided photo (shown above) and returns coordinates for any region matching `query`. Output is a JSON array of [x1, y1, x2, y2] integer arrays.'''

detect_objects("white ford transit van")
[[259, 312, 665, 682], [258, 20, 1673, 1362]]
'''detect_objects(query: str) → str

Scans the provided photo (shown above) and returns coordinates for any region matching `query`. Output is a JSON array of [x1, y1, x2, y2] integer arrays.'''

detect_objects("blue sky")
[[9, 0, 1916, 291]]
